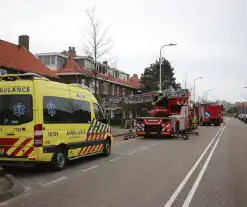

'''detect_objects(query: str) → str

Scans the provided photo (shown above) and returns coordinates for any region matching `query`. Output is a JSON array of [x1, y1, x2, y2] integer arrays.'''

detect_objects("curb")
[[0, 174, 25, 202]]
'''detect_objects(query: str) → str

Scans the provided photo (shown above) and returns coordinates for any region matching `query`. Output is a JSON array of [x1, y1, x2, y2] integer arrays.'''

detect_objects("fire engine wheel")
[[103, 138, 111, 156], [51, 149, 67, 171]]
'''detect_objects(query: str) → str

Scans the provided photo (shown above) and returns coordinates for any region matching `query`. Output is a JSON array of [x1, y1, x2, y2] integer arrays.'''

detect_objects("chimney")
[[18, 35, 29, 51], [68, 46, 76, 57]]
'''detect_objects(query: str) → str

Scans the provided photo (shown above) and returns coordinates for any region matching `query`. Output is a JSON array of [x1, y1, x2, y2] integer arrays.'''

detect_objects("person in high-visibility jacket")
[[152, 91, 163, 106]]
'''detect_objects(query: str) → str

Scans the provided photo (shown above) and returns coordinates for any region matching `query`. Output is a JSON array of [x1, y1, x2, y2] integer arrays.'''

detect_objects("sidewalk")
[[0, 170, 25, 202]]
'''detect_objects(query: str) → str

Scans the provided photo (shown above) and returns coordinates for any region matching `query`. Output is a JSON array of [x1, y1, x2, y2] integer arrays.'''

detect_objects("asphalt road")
[[1, 118, 246, 207]]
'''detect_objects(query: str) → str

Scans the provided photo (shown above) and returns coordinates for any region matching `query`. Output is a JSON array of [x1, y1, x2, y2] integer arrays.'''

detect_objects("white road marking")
[[182, 126, 226, 207], [152, 143, 157, 146], [141, 146, 149, 150], [127, 150, 137, 155], [164, 125, 224, 207], [42, 176, 67, 187], [109, 157, 120, 162], [81, 165, 98, 172]]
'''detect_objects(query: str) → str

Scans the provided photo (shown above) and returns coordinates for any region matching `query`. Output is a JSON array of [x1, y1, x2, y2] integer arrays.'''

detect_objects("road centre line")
[[109, 157, 120, 162], [81, 165, 98, 172], [164, 125, 224, 207], [182, 125, 225, 207], [42, 176, 67, 187], [127, 150, 137, 155], [141, 146, 149, 150]]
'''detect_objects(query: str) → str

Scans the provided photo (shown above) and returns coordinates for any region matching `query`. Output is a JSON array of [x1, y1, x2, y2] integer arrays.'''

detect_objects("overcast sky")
[[1, 0, 246, 102]]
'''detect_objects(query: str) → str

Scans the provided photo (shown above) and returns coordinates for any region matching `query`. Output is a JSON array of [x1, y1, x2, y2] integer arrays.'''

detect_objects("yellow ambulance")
[[0, 73, 113, 171]]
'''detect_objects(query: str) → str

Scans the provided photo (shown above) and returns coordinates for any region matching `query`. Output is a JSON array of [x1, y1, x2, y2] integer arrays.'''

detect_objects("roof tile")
[[0, 40, 57, 78], [57, 57, 140, 89], [57, 57, 92, 77]]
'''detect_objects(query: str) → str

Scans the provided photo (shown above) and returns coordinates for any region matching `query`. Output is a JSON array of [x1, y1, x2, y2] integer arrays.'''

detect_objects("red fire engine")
[[135, 89, 197, 139], [195, 102, 224, 126]]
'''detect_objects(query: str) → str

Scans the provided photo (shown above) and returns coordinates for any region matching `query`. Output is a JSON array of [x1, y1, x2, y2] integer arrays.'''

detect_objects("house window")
[[57, 56, 66, 68], [112, 85, 115, 95], [96, 81, 100, 94], [42, 56, 50, 65], [103, 83, 108, 95], [122, 88, 125, 96], [50, 56, 55, 64], [39, 55, 56, 66], [81, 79, 86, 85]]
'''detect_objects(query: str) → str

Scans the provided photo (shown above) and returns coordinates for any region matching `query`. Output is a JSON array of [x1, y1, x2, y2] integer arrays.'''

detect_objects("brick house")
[[0, 35, 141, 119], [36, 47, 141, 118]]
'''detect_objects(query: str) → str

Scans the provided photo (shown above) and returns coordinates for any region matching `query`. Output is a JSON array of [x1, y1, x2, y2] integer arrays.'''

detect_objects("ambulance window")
[[43, 96, 73, 124], [93, 103, 105, 120], [0, 95, 33, 125], [71, 100, 91, 123]]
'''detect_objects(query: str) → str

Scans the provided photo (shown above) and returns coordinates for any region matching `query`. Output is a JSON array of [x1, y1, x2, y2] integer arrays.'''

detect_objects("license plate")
[[149, 132, 157, 134]]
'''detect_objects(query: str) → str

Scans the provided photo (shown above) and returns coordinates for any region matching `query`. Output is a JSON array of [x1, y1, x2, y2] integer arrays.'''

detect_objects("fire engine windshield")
[[155, 97, 168, 107], [0, 95, 33, 125]]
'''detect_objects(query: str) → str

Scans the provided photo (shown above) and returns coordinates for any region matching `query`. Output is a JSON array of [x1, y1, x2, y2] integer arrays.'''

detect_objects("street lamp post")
[[159, 43, 177, 91], [193, 77, 203, 102], [205, 89, 212, 101]]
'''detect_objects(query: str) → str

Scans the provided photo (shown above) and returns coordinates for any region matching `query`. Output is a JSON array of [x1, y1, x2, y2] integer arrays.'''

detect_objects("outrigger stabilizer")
[[171, 132, 189, 140], [184, 129, 199, 136], [172, 128, 199, 140], [123, 132, 137, 140]]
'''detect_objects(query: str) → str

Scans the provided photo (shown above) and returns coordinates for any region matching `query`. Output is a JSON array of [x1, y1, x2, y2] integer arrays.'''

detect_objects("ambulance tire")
[[103, 138, 111, 156], [50, 148, 68, 171]]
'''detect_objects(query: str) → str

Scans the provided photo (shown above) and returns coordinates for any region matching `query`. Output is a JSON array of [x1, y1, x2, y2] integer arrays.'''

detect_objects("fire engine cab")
[[196, 102, 224, 126]]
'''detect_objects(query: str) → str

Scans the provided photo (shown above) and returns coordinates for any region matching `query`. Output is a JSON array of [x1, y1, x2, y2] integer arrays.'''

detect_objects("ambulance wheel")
[[51, 149, 67, 171], [103, 138, 111, 156]]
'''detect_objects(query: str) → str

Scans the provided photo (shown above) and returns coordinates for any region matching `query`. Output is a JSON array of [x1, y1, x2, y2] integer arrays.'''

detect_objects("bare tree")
[[83, 6, 113, 98]]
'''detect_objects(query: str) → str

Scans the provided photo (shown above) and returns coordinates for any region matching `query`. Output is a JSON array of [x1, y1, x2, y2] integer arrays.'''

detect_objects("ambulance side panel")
[[66, 86, 101, 158]]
